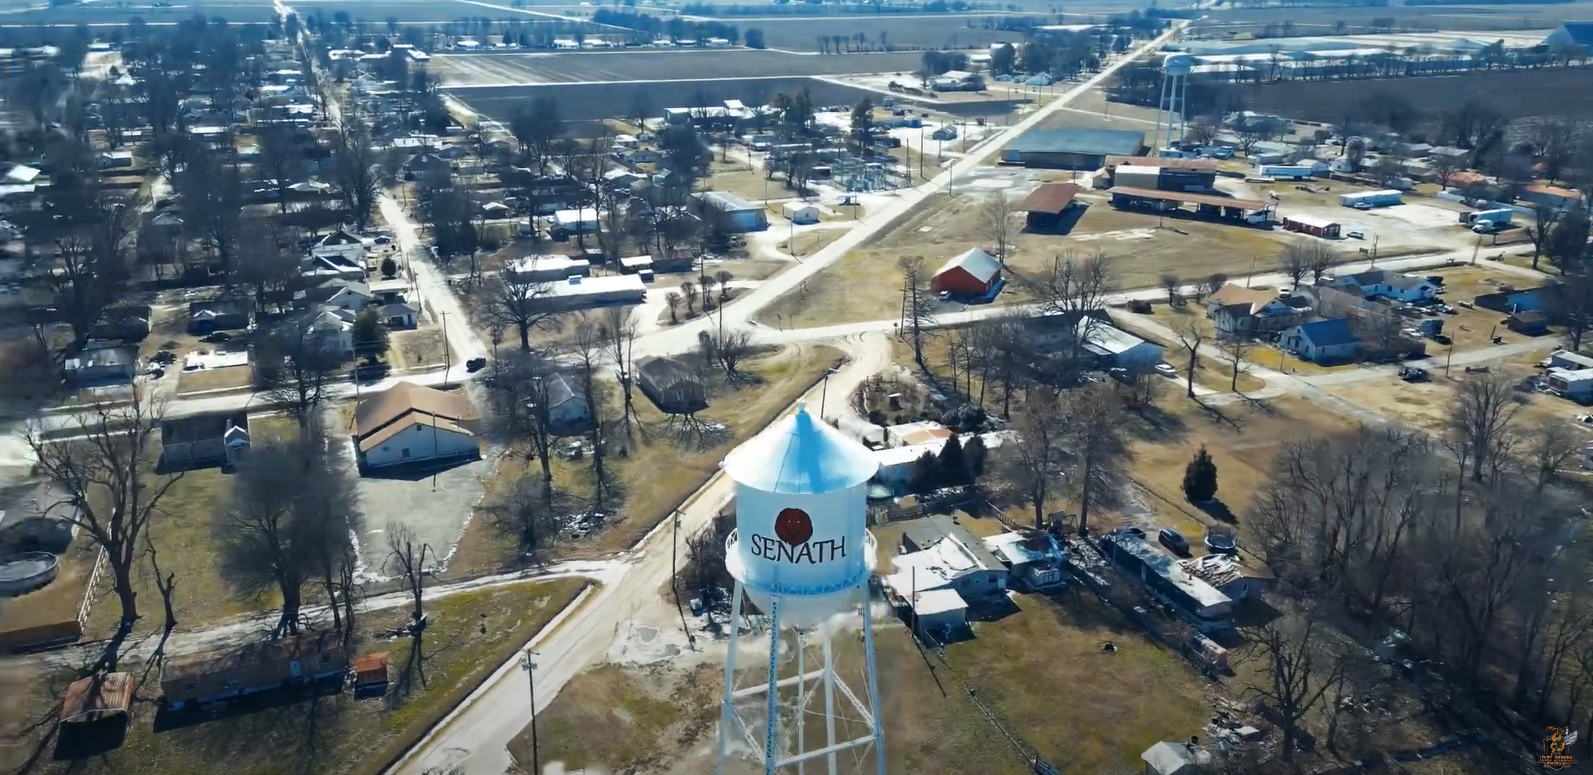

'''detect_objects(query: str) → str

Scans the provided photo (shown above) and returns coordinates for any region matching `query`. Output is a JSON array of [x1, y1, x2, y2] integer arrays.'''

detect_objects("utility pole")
[[1445, 338, 1456, 377], [520, 650, 540, 775], [671, 511, 692, 647], [440, 311, 451, 388]]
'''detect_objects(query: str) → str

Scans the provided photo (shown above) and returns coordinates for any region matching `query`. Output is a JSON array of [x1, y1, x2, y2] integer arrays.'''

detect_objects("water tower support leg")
[[823, 635, 838, 775], [863, 596, 887, 775], [797, 634, 806, 775], [717, 582, 746, 775], [763, 597, 782, 775]]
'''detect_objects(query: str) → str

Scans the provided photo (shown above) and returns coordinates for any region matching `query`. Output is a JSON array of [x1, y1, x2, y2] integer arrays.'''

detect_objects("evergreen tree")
[[937, 435, 968, 486], [908, 451, 940, 494], [963, 434, 988, 480], [1182, 445, 1219, 503], [353, 307, 389, 360]]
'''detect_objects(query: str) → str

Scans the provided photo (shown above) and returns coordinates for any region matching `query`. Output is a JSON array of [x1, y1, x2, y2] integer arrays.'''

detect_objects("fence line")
[[77, 546, 108, 628], [915, 626, 1049, 771]]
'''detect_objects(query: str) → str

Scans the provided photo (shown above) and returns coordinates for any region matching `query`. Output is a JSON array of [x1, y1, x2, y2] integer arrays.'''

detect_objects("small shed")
[[353, 652, 389, 697], [782, 201, 820, 225], [931, 247, 1002, 297], [1016, 182, 1081, 231], [1508, 311, 1549, 335], [60, 673, 135, 727]]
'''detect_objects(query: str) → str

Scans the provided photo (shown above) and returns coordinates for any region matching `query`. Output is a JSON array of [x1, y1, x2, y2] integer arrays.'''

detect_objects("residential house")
[[304, 252, 367, 282], [882, 515, 1009, 631], [931, 247, 1001, 298], [545, 373, 591, 428], [188, 299, 254, 333], [1474, 284, 1551, 314], [603, 168, 643, 190], [378, 301, 419, 329], [1334, 269, 1438, 302], [552, 208, 599, 238], [982, 531, 1067, 590], [311, 228, 368, 263], [305, 308, 356, 360], [692, 191, 768, 233], [1205, 284, 1309, 334], [1101, 531, 1233, 620], [161, 634, 347, 709], [298, 280, 372, 313], [1081, 318, 1164, 370], [1280, 318, 1360, 362], [160, 411, 251, 471], [352, 381, 480, 469], [636, 356, 706, 414], [90, 305, 152, 342], [62, 346, 140, 384], [405, 152, 452, 182]]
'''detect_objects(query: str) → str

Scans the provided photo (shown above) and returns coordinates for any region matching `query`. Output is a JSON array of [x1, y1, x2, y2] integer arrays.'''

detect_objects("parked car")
[[1347, 230, 1365, 239], [1158, 528, 1189, 555], [1154, 363, 1178, 378], [1399, 366, 1429, 382], [1204, 533, 1237, 555]]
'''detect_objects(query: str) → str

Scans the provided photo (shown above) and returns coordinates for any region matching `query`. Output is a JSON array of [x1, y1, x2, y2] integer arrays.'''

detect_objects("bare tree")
[[1430, 152, 1464, 190], [254, 314, 343, 430], [483, 474, 559, 561], [1220, 336, 1255, 392], [1159, 273, 1181, 306], [28, 400, 184, 660], [1524, 204, 1562, 272], [680, 280, 697, 315], [1032, 249, 1117, 363], [1243, 613, 1347, 761], [256, 123, 306, 213], [1447, 371, 1519, 483], [1000, 390, 1068, 530], [570, 318, 615, 508], [1061, 384, 1131, 535], [1172, 317, 1205, 398], [1202, 272, 1230, 300], [387, 522, 437, 629], [980, 194, 1015, 264], [898, 256, 935, 365], [478, 277, 561, 352], [1278, 244, 1312, 289], [225, 431, 355, 637], [665, 291, 682, 324], [328, 116, 387, 231], [485, 350, 561, 496], [1525, 417, 1580, 493]]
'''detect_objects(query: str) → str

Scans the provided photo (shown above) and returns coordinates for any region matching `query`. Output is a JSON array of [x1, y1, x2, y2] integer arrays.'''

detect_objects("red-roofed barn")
[[932, 248, 1002, 297]]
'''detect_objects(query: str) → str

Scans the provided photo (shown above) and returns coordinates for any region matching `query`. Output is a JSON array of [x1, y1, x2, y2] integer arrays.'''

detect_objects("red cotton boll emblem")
[[773, 507, 814, 547]]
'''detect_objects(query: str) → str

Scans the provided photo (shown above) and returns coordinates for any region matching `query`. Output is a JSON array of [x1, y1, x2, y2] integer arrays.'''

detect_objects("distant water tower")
[[716, 404, 886, 775], [1153, 53, 1195, 151]]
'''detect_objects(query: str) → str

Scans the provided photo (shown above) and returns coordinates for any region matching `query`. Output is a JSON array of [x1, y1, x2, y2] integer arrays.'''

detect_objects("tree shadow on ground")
[[1127, 403, 1189, 443], [1191, 397, 1243, 431], [1195, 499, 1238, 524]]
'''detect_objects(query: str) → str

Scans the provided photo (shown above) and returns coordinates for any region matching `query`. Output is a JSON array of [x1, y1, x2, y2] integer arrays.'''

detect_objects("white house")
[[1079, 317, 1164, 369], [378, 301, 419, 329], [311, 228, 369, 264], [1333, 269, 1437, 302], [552, 208, 599, 236], [782, 201, 820, 225], [306, 308, 355, 360], [545, 373, 591, 428], [302, 280, 372, 313], [353, 382, 480, 469], [1205, 283, 1310, 334], [1280, 318, 1361, 362]]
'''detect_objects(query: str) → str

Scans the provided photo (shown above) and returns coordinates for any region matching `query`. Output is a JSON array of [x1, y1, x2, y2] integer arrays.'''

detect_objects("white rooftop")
[[509, 254, 586, 274], [1285, 214, 1340, 229], [545, 273, 645, 299], [722, 404, 879, 494], [910, 587, 967, 616]]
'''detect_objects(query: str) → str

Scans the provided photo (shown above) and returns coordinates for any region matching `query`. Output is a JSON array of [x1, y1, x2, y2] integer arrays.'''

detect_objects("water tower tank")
[[1163, 53, 1195, 76], [722, 404, 879, 628]]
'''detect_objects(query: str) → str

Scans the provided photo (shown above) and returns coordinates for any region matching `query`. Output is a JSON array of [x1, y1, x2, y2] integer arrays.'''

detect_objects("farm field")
[[732, 16, 1022, 51], [1207, 68, 1593, 124], [1200, 2, 1593, 33], [0, 1, 278, 25], [433, 49, 922, 86], [450, 77, 884, 122]]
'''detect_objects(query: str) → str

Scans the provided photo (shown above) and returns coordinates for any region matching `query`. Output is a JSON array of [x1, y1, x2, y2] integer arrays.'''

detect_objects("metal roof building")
[[999, 127, 1146, 170]]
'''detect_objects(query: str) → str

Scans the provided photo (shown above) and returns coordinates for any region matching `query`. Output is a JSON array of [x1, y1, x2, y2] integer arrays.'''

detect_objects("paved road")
[[389, 331, 893, 775]]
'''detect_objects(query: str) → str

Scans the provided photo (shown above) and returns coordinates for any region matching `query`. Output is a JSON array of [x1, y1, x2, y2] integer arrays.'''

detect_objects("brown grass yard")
[[82, 467, 261, 639], [449, 344, 843, 573], [174, 366, 252, 395], [10, 579, 586, 775], [757, 193, 1297, 330], [0, 540, 96, 644], [388, 328, 450, 371]]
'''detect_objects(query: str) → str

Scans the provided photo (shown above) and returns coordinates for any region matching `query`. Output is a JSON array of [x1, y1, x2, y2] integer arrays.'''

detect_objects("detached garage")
[[932, 247, 1002, 298], [782, 201, 820, 225]]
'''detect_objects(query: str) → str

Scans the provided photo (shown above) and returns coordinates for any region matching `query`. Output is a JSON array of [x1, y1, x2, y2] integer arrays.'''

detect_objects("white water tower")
[[717, 404, 886, 775], [1153, 53, 1195, 151]]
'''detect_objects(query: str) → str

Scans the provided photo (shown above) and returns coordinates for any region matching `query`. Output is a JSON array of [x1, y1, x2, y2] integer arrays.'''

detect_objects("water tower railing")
[[724, 528, 877, 598]]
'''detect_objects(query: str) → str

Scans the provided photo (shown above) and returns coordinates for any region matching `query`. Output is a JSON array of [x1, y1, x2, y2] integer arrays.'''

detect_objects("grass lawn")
[[1123, 397, 1348, 552], [514, 661, 721, 773], [81, 467, 258, 639], [174, 366, 252, 395], [387, 328, 450, 371], [16, 579, 586, 775], [656, 288, 747, 327], [450, 344, 844, 573], [775, 228, 847, 261]]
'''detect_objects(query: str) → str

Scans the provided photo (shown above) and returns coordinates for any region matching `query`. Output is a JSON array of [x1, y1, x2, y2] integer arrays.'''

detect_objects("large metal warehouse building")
[[999, 127, 1146, 170]]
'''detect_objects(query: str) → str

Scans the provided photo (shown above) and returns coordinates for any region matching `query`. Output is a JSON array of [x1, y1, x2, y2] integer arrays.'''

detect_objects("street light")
[[819, 366, 840, 417], [520, 649, 541, 775]]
